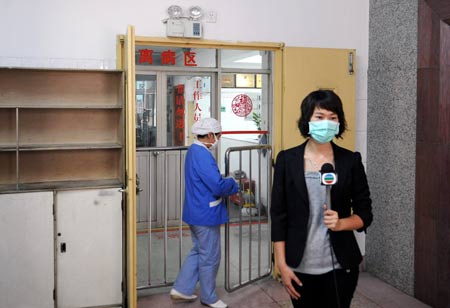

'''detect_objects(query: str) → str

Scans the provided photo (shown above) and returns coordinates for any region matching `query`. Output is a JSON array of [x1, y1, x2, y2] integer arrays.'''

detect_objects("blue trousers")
[[173, 225, 221, 304]]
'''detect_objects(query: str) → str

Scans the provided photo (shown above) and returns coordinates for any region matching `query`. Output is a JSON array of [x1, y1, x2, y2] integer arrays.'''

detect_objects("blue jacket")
[[183, 141, 238, 226]]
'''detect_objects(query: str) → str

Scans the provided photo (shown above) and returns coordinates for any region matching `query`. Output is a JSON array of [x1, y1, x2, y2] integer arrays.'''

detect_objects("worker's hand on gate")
[[323, 204, 340, 231], [278, 264, 302, 300], [231, 182, 239, 194]]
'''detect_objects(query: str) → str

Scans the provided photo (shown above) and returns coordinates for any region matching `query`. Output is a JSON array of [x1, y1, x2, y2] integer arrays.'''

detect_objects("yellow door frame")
[[123, 25, 137, 308]]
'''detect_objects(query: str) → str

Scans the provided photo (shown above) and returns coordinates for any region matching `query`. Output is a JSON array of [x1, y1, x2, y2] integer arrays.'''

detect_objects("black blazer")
[[271, 141, 373, 269]]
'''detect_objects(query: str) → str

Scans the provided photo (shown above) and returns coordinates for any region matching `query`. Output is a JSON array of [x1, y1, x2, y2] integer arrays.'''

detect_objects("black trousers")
[[290, 268, 359, 308]]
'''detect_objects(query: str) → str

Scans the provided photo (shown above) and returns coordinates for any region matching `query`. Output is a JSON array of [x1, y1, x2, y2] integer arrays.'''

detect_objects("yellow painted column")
[[124, 25, 137, 308]]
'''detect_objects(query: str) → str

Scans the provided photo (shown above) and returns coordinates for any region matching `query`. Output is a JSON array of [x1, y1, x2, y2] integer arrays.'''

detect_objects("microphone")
[[320, 163, 337, 210], [320, 163, 341, 308]]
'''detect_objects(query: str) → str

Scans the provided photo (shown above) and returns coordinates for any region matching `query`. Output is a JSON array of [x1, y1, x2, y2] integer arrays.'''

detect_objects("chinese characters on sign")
[[231, 94, 253, 117], [174, 85, 185, 146], [193, 80, 202, 122], [138, 49, 198, 67], [184, 52, 197, 66], [138, 49, 153, 64]]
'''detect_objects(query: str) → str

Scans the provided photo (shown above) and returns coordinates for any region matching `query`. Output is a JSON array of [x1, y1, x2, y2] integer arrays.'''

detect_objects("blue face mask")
[[308, 120, 340, 143]]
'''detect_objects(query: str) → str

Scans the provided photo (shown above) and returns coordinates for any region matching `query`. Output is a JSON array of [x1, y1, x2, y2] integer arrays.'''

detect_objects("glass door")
[[166, 74, 213, 147], [136, 74, 157, 148], [136, 73, 214, 148], [136, 72, 213, 289], [136, 72, 214, 231]]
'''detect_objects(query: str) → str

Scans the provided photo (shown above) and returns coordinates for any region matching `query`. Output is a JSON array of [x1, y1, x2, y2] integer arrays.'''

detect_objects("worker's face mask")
[[308, 120, 339, 144], [208, 134, 220, 151], [201, 132, 220, 151]]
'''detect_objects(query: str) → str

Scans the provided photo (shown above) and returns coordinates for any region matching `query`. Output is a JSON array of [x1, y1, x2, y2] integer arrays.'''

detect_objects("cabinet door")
[[0, 192, 54, 308], [56, 188, 122, 308]]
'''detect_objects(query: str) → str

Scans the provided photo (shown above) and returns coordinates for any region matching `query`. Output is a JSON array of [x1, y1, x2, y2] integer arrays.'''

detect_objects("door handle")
[[118, 187, 142, 194], [60, 242, 66, 253], [348, 51, 354, 75]]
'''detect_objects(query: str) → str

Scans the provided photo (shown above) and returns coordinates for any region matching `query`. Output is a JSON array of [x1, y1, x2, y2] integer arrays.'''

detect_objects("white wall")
[[0, 0, 369, 158]]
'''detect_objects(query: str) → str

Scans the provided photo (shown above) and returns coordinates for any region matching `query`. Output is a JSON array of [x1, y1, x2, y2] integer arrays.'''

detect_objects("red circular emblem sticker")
[[231, 94, 253, 117]]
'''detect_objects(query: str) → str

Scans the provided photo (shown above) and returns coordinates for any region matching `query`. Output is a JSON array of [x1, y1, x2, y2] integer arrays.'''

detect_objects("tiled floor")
[[137, 272, 431, 308], [137, 209, 431, 308]]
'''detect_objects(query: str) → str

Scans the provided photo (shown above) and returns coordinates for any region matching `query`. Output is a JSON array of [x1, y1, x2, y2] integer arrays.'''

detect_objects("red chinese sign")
[[137, 49, 197, 67], [193, 80, 202, 122], [161, 50, 176, 65], [138, 49, 153, 64], [231, 94, 253, 117], [184, 52, 197, 66], [174, 85, 185, 145]]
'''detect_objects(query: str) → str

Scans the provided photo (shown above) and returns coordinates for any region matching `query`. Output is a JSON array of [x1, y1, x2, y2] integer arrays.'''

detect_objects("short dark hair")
[[297, 90, 347, 139]]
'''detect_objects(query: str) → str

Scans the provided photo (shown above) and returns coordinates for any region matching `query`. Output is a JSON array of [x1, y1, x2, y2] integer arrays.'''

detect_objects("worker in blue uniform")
[[170, 118, 238, 308]]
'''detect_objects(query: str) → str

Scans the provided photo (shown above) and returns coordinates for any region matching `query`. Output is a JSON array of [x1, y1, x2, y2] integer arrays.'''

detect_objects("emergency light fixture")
[[164, 5, 203, 38], [167, 5, 183, 18]]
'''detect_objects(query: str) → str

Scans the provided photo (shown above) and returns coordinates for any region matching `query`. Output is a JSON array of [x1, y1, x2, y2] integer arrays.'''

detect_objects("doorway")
[[133, 45, 274, 292]]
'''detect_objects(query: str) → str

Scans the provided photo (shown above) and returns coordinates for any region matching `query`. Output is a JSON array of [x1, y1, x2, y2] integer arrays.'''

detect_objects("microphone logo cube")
[[321, 173, 337, 185]]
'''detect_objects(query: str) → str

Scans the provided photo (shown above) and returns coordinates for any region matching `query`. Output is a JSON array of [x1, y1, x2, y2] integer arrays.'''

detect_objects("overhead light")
[[165, 5, 204, 38], [167, 5, 183, 18], [188, 6, 203, 19]]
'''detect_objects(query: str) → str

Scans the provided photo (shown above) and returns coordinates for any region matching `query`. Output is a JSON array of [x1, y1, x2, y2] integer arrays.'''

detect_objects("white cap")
[[191, 118, 222, 135]]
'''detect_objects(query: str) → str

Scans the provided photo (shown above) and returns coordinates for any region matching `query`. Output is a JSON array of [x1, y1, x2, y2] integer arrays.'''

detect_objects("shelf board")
[[0, 104, 122, 109], [0, 69, 124, 108], [0, 184, 18, 192], [0, 179, 123, 193], [0, 67, 123, 73], [0, 144, 17, 152], [18, 143, 123, 151]]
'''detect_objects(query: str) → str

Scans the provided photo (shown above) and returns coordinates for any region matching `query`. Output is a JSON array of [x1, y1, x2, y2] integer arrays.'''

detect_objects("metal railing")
[[224, 144, 273, 292], [136, 146, 188, 290], [136, 144, 273, 293]]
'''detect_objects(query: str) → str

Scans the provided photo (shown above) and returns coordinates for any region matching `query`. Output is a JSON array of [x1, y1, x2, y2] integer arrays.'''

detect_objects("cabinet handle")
[[60, 242, 66, 253]]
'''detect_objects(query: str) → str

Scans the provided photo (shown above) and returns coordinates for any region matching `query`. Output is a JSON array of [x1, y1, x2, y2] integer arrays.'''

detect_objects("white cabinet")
[[0, 68, 125, 307], [56, 188, 123, 308], [0, 188, 123, 308], [0, 192, 54, 308]]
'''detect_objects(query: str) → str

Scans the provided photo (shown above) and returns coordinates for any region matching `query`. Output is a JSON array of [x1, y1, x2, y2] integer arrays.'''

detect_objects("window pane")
[[219, 73, 270, 148], [135, 46, 216, 68], [166, 75, 212, 146], [221, 88, 262, 142], [136, 74, 157, 148], [221, 50, 271, 69]]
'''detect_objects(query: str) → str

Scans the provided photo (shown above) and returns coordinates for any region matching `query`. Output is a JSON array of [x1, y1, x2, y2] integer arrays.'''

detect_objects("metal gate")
[[136, 146, 188, 290], [224, 144, 273, 292], [136, 144, 272, 292]]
